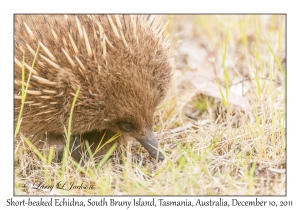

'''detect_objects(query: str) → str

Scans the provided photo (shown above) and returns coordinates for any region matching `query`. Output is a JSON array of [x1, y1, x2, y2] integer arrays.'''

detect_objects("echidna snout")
[[115, 121, 164, 161], [14, 15, 173, 162], [136, 129, 165, 161]]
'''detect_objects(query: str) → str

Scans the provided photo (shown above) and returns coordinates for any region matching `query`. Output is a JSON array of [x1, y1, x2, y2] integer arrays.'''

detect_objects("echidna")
[[14, 15, 173, 162]]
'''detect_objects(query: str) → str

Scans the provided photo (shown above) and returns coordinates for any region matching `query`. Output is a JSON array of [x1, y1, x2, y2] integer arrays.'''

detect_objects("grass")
[[14, 15, 285, 195]]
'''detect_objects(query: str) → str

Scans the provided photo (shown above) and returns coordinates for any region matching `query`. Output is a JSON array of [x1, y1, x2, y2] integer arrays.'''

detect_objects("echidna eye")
[[118, 121, 134, 132]]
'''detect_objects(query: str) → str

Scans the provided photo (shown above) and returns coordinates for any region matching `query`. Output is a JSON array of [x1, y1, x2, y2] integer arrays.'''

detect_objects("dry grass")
[[14, 15, 285, 195]]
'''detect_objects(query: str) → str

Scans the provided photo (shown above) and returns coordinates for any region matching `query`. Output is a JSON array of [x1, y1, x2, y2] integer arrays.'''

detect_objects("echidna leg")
[[76, 129, 118, 162], [43, 130, 118, 163]]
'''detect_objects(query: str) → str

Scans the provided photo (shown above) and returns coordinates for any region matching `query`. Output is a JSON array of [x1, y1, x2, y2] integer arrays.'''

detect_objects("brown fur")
[[14, 15, 173, 162]]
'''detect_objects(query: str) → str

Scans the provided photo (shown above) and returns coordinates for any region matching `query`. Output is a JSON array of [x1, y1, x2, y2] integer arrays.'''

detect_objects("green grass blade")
[[264, 35, 285, 77], [47, 146, 55, 164], [222, 23, 230, 98], [97, 133, 121, 152], [14, 56, 25, 139], [14, 44, 40, 139], [216, 81, 228, 109], [97, 143, 117, 169], [66, 85, 81, 152], [23, 136, 46, 163]]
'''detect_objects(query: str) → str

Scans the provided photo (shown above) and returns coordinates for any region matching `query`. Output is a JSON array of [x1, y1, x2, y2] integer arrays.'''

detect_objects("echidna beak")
[[136, 130, 165, 161]]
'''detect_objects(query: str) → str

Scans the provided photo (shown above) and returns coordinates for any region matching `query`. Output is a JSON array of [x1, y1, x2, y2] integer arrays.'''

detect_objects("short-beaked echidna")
[[14, 15, 173, 162]]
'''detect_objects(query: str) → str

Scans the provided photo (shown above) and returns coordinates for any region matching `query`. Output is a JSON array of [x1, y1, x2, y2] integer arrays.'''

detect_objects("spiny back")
[[14, 15, 173, 140]]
